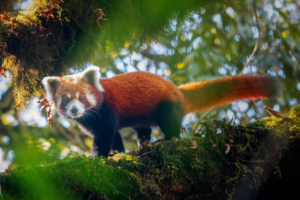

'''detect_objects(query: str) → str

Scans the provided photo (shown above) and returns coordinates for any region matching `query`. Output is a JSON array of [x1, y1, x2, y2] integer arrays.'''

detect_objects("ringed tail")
[[178, 75, 282, 115]]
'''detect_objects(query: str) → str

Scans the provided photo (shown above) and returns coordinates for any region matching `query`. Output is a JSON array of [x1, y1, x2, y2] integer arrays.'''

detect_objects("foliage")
[[0, 0, 299, 196], [0, 0, 299, 110], [1, 105, 300, 199], [0, 0, 227, 105]]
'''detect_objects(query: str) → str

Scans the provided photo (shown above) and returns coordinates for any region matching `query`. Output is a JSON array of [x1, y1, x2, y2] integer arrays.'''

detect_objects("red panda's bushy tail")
[[178, 75, 282, 115]]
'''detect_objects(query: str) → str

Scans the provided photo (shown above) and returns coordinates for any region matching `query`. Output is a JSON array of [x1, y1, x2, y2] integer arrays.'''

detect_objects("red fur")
[[178, 75, 280, 114], [54, 78, 103, 112], [100, 73, 280, 117], [55, 72, 280, 117], [48, 70, 280, 157], [100, 72, 185, 117]]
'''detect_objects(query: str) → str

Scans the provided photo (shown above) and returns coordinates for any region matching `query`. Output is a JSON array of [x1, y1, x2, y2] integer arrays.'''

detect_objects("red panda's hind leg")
[[135, 127, 152, 148], [155, 101, 183, 141]]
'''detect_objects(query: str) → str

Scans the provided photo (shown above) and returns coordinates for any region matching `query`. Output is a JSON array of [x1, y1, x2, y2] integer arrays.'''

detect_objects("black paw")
[[108, 150, 119, 156], [137, 139, 150, 148]]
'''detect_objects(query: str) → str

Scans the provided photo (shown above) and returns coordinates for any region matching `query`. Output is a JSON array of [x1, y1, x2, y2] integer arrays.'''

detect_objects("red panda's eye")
[[79, 96, 84, 101], [64, 98, 70, 103]]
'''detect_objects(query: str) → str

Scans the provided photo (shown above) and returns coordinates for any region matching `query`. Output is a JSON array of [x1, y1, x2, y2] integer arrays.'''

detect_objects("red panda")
[[42, 66, 281, 157]]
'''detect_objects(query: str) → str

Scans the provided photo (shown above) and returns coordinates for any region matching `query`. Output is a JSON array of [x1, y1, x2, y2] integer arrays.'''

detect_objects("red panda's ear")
[[42, 77, 61, 102], [81, 66, 104, 92]]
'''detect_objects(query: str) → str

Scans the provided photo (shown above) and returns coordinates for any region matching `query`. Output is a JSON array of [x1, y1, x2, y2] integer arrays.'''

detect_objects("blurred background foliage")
[[0, 0, 299, 170]]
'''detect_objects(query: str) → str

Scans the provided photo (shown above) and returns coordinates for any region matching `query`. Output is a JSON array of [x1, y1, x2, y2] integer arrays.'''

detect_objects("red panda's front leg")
[[78, 119, 118, 157], [112, 131, 125, 152], [92, 129, 116, 157], [76, 101, 121, 157]]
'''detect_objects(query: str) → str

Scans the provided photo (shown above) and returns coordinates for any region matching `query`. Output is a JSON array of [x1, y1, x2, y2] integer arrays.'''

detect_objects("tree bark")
[[1, 105, 299, 200]]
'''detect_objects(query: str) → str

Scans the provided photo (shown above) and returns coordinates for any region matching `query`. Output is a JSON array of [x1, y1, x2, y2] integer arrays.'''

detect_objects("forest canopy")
[[0, 0, 299, 107], [0, 0, 299, 179]]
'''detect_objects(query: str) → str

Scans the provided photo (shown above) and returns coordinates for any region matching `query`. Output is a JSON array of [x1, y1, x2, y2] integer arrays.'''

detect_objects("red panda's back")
[[100, 72, 184, 117]]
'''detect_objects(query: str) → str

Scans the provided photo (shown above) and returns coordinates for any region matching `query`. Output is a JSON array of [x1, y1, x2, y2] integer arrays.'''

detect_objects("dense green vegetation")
[[1, 105, 299, 199], [0, 0, 300, 198]]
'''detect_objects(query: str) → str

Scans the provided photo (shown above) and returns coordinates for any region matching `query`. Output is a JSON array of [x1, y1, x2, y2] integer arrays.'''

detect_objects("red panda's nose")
[[71, 107, 78, 114]]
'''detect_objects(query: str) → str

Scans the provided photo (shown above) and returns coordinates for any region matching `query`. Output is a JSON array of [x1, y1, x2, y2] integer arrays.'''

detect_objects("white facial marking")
[[86, 92, 97, 106], [67, 92, 71, 98], [76, 92, 80, 98], [66, 100, 85, 118]]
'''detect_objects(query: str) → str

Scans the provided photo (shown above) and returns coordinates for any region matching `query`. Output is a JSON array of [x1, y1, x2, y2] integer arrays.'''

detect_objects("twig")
[[191, 109, 211, 137], [138, 151, 151, 158], [240, 0, 260, 75], [192, 0, 262, 135], [240, 39, 259, 75], [225, 188, 232, 200], [239, 158, 265, 163]]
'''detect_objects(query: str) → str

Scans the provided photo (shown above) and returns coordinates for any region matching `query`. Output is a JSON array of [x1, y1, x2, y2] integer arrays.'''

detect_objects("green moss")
[[248, 119, 265, 127], [1, 156, 143, 200], [1, 105, 300, 199], [287, 104, 300, 119]]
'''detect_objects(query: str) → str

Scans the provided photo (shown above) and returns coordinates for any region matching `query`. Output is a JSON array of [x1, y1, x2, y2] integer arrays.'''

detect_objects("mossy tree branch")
[[1, 105, 299, 200]]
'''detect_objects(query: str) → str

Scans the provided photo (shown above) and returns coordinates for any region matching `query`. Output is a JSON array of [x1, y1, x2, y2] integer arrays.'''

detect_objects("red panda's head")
[[42, 66, 104, 119]]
